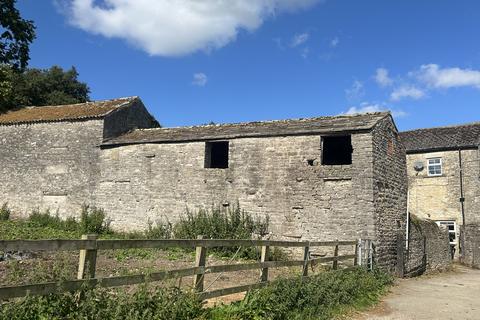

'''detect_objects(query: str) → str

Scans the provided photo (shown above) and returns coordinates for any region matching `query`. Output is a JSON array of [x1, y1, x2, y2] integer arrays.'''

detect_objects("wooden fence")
[[0, 236, 370, 301]]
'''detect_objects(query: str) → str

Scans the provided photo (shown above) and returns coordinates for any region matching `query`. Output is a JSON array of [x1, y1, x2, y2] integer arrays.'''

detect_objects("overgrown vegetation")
[[209, 268, 393, 320], [0, 203, 10, 221], [27, 205, 111, 235], [0, 268, 392, 320]]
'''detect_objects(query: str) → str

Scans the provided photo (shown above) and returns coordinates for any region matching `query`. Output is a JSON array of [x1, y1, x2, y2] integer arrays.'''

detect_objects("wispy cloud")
[[374, 68, 393, 87], [390, 85, 425, 101], [344, 102, 407, 118], [301, 47, 310, 59], [415, 64, 480, 89], [330, 36, 339, 48], [62, 0, 321, 57], [192, 73, 208, 87], [345, 80, 365, 101], [290, 32, 309, 47]]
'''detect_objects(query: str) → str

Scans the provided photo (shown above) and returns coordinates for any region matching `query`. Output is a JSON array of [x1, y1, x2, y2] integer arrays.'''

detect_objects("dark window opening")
[[307, 159, 315, 166], [322, 135, 353, 165], [205, 141, 229, 168]]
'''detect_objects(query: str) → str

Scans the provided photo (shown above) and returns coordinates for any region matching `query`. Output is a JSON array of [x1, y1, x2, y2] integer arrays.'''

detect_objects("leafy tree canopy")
[[0, 0, 36, 70], [0, 65, 90, 113]]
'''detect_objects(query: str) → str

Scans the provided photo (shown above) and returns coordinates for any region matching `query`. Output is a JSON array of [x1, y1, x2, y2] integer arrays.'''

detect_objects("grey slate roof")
[[102, 112, 391, 146], [400, 122, 480, 153]]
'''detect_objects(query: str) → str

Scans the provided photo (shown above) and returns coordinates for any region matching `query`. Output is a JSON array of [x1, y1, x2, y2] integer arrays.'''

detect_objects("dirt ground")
[[352, 265, 480, 320]]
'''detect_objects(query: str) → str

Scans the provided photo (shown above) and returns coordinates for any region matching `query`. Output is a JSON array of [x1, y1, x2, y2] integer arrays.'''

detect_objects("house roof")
[[400, 122, 480, 153], [0, 97, 138, 125], [102, 112, 391, 146]]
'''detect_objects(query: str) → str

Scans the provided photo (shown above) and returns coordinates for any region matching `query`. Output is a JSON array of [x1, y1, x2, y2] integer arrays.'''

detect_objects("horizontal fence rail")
[[0, 236, 367, 301]]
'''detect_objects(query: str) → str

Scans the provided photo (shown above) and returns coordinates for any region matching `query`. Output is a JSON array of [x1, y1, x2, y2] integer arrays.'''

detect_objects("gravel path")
[[353, 265, 480, 320]]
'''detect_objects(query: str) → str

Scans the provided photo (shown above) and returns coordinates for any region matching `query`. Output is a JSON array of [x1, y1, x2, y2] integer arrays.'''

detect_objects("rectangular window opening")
[[321, 135, 353, 165], [427, 158, 442, 176], [205, 141, 229, 169]]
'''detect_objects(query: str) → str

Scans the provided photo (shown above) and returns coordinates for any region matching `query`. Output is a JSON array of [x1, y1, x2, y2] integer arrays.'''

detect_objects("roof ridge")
[[130, 111, 391, 132]]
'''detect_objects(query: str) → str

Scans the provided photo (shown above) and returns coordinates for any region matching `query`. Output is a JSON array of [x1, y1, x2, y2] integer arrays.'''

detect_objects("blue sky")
[[17, 0, 480, 130]]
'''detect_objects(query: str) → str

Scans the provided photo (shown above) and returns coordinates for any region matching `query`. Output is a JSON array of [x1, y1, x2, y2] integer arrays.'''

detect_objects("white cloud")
[[344, 103, 407, 118], [63, 0, 321, 56], [374, 68, 393, 87], [192, 73, 208, 86], [345, 80, 365, 101], [390, 85, 425, 101], [301, 47, 310, 59], [330, 36, 339, 48], [290, 32, 309, 47], [415, 64, 480, 89]]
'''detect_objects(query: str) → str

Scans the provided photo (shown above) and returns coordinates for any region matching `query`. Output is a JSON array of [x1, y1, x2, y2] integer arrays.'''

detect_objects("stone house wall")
[[406, 149, 480, 255]]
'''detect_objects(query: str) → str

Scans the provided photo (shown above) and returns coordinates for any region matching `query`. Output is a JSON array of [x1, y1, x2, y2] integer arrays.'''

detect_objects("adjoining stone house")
[[0, 97, 158, 216], [0, 97, 407, 270], [400, 123, 480, 258]]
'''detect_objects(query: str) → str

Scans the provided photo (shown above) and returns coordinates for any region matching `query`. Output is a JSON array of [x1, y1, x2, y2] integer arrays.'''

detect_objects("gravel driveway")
[[353, 265, 480, 320]]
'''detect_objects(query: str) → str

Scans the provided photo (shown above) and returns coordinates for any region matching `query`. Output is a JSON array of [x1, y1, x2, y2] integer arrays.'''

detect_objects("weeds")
[[0, 203, 11, 221]]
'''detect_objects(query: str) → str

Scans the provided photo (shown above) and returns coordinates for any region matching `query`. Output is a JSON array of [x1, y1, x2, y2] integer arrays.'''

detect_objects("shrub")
[[0, 286, 205, 320], [80, 205, 111, 234], [26, 206, 111, 235], [0, 203, 11, 221], [173, 203, 270, 258], [209, 268, 393, 320], [145, 219, 173, 239]]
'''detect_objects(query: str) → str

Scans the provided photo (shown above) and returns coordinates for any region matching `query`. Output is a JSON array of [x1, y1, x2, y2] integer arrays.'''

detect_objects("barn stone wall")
[[372, 117, 408, 271], [96, 132, 378, 247], [0, 120, 105, 217]]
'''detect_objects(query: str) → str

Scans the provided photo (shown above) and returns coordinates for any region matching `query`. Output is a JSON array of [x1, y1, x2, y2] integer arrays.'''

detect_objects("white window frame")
[[436, 221, 457, 245], [427, 157, 443, 176]]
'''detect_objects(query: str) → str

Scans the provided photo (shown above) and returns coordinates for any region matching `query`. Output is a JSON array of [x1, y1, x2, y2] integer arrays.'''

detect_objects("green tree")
[[1, 0, 36, 70], [0, 65, 90, 113]]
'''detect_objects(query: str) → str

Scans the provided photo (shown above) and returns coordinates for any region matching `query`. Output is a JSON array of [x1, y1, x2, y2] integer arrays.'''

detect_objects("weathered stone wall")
[[460, 224, 480, 269], [372, 117, 408, 271], [405, 216, 451, 277], [103, 99, 159, 140], [406, 149, 480, 255], [96, 132, 378, 247], [0, 120, 105, 218]]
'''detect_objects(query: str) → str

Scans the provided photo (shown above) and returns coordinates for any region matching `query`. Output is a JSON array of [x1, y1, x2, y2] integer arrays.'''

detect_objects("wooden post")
[[333, 240, 339, 270], [354, 239, 360, 266], [302, 243, 310, 277], [260, 245, 269, 282], [193, 235, 207, 292], [77, 234, 97, 280], [396, 233, 405, 278]]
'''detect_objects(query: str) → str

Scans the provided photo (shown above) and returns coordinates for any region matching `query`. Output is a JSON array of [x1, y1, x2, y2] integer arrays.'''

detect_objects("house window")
[[321, 135, 353, 165], [436, 221, 457, 245], [427, 158, 442, 176], [205, 141, 229, 168]]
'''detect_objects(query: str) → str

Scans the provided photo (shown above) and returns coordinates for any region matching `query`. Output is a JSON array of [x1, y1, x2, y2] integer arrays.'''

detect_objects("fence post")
[[260, 245, 269, 282], [77, 234, 97, 280], [333, 240, 339, 270], [396, 232, 405, 278], [302, 243, 310, 277], [193, 235, 207, 292], [354, 239, 360, 266]]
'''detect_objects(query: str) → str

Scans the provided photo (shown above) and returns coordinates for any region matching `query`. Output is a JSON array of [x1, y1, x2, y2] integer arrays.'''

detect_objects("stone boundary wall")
[[405, 215, 451, 276], [460, 224, 480, 269]]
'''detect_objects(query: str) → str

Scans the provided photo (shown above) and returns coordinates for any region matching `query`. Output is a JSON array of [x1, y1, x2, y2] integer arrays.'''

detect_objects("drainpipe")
[[459, 149, 466, 258], [406, 190, 410, 250]]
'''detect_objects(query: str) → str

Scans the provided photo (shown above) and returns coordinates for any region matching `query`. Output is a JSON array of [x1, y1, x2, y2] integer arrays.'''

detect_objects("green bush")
[[173, 204, 270, 258], [0, 286, 204, 320], [145, 219, 173, 239], [0, 203, 11, 221], [26, 205, 111, 235], [209, 268, 393, 320]]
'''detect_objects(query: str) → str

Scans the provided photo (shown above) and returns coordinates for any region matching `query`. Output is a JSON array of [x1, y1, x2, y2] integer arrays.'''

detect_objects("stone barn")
[[0, 97, 407, 270]]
